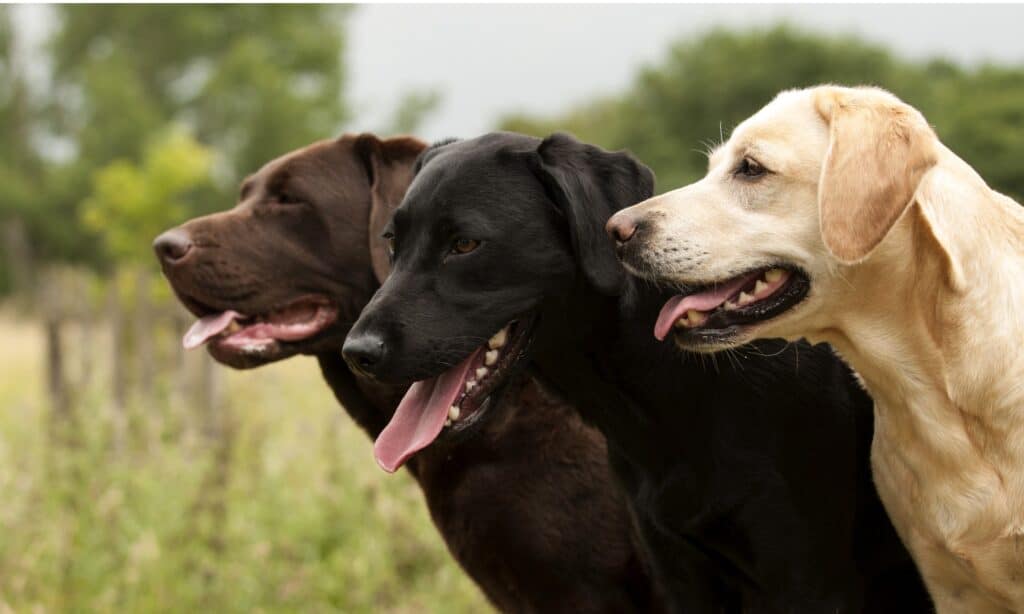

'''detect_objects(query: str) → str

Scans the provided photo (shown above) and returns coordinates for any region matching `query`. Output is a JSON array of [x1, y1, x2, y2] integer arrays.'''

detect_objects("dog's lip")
[[372, 312, 539, 472], [660, 265, 810, 344], [432, 313, 537, 436], [443, 314, 537, 433], [180, 293, 340, 355]]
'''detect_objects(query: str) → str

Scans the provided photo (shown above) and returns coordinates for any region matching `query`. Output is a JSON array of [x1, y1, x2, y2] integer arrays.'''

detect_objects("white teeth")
[[677, 310, 707, 328], [765, 268, 784, 283], [475, 367, 488, 380], [724, 300, 738, 311], [485, 350, 499, 366], [444, 418, 452, 428], [738, 292, 755, 306], [488, 328, 508, 350], [465, 380, 477, 392], [449, 405, 460, 421], [754, 280, 768, 296]]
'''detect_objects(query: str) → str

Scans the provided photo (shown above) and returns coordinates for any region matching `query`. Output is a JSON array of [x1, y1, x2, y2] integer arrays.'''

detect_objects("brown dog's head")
[[154, 133, 426, 368]]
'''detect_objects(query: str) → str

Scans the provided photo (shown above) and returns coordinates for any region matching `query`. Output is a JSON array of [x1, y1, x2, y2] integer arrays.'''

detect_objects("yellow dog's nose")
[[606, 211, 638, 244]]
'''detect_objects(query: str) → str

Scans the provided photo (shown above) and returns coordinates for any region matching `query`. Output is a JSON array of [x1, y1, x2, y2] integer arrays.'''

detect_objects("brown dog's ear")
[[528, 133, 655, 295], [815, 87, 939, 264], [353, 134, 427, 283]]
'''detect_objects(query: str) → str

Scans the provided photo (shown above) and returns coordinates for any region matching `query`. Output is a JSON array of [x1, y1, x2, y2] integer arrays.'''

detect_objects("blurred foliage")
[[81, 130, 215, 263], [502, 26, 1024, 202], [0, 314, 490, 613], [389, 89, 443, 135], [0, 8, 42, 294], [0, 5, 351, 281], [49, 5, 350, 173]]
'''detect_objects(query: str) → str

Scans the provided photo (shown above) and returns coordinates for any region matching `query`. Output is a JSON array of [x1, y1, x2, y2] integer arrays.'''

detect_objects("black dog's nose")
[[153, 228, 194, 264], [343, 332, 387, 375], [606, 213, 638, 244]]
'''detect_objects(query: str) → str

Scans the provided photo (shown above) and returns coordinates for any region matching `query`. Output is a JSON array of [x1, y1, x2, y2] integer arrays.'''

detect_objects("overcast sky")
[[15, 4, 1024, 143]]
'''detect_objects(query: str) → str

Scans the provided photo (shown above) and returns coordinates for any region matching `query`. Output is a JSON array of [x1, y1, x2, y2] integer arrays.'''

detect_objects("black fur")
[[345, 132, 932, 613]]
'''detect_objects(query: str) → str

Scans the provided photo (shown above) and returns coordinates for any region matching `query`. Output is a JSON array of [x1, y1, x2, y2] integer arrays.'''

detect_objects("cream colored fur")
[[615, 85, 1024, 613]]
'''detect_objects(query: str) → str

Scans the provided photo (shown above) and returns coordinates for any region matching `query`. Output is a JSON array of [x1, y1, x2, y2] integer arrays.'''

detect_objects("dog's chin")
[[654, 264, 811, 353], [206, 328, 343, 369], [206, 339, 291, 369], [176, 293, 342, 369]]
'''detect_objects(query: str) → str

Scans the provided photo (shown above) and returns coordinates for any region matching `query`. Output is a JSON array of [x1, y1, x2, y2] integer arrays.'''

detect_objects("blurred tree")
[[388, 88, 442, 134], [81, 129, 215, 264], [51, 5, 350, 174], [502, 26, 1024, 202], [28, 5, 352, 269], [0, 7, 43, 295]]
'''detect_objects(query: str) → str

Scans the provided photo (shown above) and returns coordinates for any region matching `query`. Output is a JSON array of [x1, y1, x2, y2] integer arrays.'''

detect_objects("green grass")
[[0, 314, 492, 613]]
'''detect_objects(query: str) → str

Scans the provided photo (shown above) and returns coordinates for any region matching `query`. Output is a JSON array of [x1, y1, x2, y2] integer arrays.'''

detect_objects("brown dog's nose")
[[153, 228, 194, 264], [606, 213, 638, 244]]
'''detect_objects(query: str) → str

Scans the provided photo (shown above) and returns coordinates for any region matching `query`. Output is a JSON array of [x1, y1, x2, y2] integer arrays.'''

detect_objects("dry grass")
[[0, 312, 491, 613]]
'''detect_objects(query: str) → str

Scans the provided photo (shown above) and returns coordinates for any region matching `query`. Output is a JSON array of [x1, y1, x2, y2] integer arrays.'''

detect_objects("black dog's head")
[[154, 133, 425, 368], [343, 132, 653, 471]]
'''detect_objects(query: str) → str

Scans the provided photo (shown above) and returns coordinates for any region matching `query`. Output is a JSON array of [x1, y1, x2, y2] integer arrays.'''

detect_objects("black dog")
[[344, 132, 931, 613], [155, 134, 661, 613]]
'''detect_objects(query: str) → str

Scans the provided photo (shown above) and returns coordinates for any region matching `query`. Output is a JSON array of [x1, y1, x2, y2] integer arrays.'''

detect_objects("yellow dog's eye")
[[737, 157, 767, 179], [451, 238, 480, 255], [382, 232, 396, 257]]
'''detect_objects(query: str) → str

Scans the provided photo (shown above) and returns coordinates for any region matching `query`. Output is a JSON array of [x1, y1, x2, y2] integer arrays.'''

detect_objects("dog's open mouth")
[[654, 266, 809, 346], [181, 295, 339, 355], [373, 316, 536, 473]]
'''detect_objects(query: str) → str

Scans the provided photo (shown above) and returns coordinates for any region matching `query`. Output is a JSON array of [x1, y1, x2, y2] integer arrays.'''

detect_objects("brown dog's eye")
[[277, 191, 302, 205], [451, 238, 480, 255], [736, 157, 767, 179], [383, 232, 396, 257]]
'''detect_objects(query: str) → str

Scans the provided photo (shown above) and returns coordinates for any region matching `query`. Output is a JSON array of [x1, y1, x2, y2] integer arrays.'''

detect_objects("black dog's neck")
[[530, 276, 712, 466]]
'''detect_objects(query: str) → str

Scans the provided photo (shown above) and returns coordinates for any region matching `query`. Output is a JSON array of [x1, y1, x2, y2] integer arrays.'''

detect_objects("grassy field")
[[0, 313, 491, 613]]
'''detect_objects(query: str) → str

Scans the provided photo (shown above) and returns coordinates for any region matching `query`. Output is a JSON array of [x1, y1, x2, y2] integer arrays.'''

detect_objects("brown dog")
[[154, 134, 660, 613]]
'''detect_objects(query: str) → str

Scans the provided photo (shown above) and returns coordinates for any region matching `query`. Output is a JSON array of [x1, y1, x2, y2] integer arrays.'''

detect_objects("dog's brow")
[[391, 207, 409, 231], [239, 176, 256, 200], [707, 144, 727, 170], [265, 168, 293, 194]]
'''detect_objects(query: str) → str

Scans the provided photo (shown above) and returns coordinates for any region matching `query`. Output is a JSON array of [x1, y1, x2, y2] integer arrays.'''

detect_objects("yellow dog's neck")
[[814, 153, 1024, 517]]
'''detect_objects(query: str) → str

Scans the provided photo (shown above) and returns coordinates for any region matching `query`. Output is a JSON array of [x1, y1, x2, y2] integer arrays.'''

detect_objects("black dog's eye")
[[735, 157, 767, 179], [383, 232, 396, 257], [450, 238, 480, 255]]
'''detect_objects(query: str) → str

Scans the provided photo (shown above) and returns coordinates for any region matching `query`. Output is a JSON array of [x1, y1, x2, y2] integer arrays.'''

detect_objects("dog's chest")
[[870, 398, 1024, 611]]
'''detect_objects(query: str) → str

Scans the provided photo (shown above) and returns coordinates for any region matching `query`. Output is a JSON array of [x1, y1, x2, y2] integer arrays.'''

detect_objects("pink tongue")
[[374, 348, 483, 473], [653, 274, 758, 341], [183, 310, 242, 349]]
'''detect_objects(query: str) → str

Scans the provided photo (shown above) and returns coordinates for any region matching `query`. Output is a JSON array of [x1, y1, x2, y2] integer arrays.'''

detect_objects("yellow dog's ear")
[[815, 87, 938, 264]]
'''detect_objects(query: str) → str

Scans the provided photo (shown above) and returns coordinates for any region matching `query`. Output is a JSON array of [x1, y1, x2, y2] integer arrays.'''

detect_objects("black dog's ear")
[[353, 133, 427, 283], [529, 132, 655, 295], [414, 137, 459, 174]]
